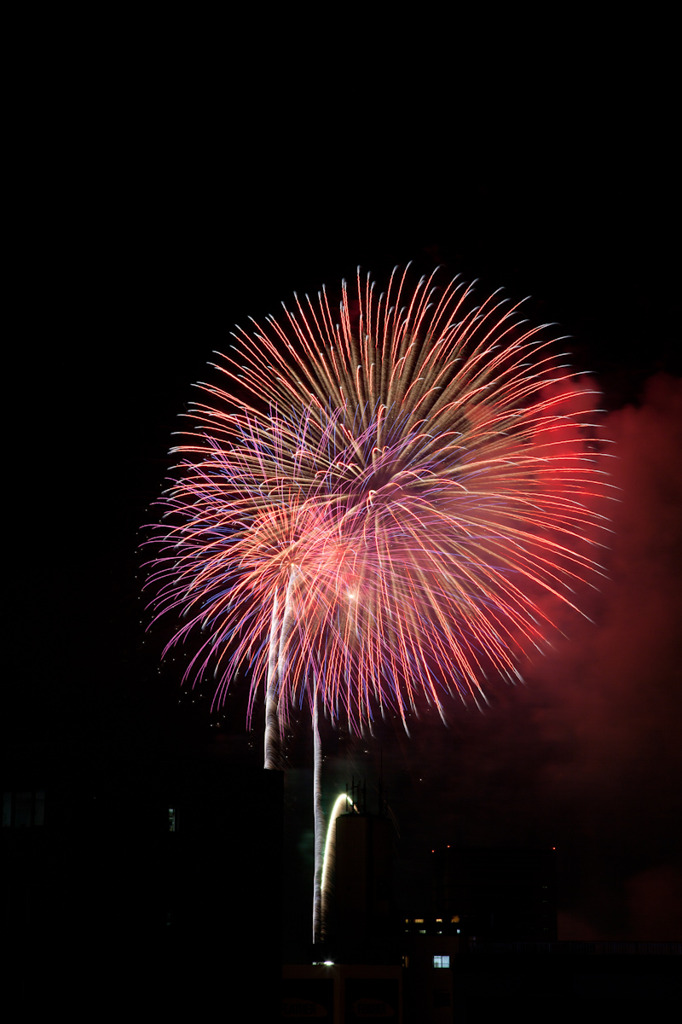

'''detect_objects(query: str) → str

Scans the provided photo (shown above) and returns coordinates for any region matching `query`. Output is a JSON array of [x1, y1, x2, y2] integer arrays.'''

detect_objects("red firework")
[[145, 266, 612, 735]]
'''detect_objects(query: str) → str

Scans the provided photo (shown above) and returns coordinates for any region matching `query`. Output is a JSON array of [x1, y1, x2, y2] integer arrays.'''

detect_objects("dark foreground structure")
[[283, 941, 681, 1023], [282, 808, 680, 1022], [2, 739, 283, 1016], [5, 750, 679, 1019]]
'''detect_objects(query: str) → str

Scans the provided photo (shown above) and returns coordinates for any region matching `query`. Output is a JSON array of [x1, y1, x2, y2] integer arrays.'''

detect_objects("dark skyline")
[[6, 39, 681, 953]]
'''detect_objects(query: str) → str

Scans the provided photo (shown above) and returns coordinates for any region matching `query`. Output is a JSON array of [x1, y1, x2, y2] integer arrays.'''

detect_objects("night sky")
[[7, 26, 680, 948]]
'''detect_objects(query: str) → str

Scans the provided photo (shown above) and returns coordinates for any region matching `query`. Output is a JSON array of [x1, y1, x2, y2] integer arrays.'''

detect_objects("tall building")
[[330, 809, 399, 964]]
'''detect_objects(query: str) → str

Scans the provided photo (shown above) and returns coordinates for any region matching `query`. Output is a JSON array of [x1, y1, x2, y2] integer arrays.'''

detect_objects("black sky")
[[7, 24, 681, 944]]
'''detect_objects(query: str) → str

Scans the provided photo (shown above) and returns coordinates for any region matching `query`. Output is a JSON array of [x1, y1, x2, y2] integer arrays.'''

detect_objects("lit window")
[[433, 955, 450, 969]]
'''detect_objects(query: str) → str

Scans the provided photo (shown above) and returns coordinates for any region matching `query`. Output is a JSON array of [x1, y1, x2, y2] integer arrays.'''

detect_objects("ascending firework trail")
[[145, 265, 612, 943]]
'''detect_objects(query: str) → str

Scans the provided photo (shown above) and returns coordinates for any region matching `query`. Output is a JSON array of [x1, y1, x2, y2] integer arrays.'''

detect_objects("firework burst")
[[145, 265, 610, 739]]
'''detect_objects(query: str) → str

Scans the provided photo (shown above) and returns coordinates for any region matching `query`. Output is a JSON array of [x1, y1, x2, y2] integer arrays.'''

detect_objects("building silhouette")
[[287, 810, 679, 1022], [423, 843, 558, 942], [331, 809, 398, 963], [2, 738, 283, 1015]]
